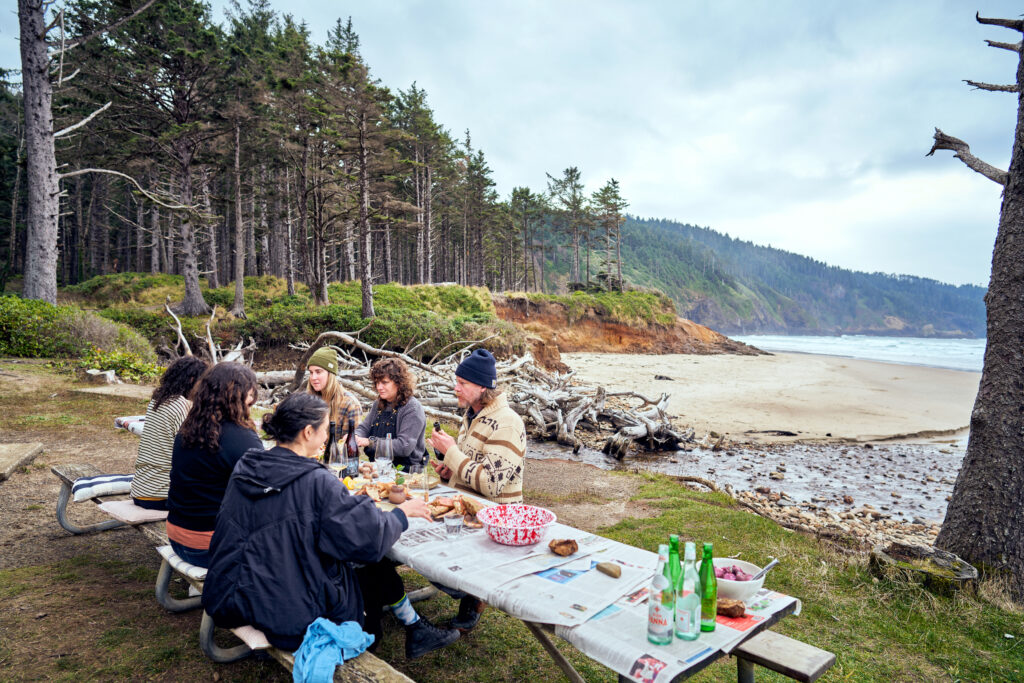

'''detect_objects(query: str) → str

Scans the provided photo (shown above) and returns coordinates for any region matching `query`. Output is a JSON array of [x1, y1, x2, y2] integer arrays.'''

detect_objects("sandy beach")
[[562, 351, 981, 443]]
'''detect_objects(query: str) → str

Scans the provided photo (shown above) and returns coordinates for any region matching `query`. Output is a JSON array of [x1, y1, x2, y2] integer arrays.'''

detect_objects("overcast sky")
[[2, 1, 1021, 286]]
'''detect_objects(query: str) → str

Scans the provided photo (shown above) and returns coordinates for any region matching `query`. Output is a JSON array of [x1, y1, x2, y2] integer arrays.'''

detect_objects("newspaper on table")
[[554, 587, 801, 682], [388, 491, 653, 626]]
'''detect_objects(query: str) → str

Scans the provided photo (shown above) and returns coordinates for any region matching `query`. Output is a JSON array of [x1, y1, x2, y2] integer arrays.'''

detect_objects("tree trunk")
[[150, 203, 161, 274], [246, 166, 258, 277], [936, 24, 1024, 599], [173, 145, 210, 316], [424, 164, 433, 284], [358, 112, 374, 318], [19, 0, 60, 302], [201, 171, 219, 289], [284, 167, 295, 296], [134, 196, 144, 273], [230, 124, 247, 317]]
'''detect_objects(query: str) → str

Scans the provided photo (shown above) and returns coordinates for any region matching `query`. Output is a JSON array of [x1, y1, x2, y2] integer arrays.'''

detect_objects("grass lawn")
[[1, 361, 1021, 681]]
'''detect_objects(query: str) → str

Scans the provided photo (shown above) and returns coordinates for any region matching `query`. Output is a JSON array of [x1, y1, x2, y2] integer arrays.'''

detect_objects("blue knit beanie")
[[455, 349, 497, 389]]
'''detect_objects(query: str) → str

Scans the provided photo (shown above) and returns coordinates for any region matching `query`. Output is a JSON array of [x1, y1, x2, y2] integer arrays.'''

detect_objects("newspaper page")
[[554, 587, 800, 681]]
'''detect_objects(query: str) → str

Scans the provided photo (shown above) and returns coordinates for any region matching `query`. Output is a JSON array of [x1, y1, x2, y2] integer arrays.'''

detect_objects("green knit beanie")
[[307, 347, 337, 373]]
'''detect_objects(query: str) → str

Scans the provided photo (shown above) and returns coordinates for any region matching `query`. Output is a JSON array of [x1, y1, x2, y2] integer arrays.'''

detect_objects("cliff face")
[[492, 295, 761, 369]]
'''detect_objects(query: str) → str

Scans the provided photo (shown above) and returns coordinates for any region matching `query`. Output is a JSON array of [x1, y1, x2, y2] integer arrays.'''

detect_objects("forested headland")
[[1, 1, 984, 339]]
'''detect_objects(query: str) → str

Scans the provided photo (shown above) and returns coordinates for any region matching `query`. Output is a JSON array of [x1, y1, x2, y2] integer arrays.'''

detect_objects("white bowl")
[[711, 558, 765, 602]]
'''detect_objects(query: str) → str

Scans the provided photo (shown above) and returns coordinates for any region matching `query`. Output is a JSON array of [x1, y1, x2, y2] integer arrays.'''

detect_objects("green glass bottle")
[[668, 534, 681, 592], [675, 541, 701, 640], [698, 542, 717, 632], [647, 544, 674, 644]]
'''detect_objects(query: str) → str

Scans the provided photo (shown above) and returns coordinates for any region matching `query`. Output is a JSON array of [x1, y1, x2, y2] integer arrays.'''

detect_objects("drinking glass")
[[376, 438, 394, 483], [444, 514, 463, 539]]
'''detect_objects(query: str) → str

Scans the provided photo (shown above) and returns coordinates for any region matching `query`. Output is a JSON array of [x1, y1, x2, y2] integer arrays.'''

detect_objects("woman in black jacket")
[[166, 362, 263, 568], [201, 393, 459, 659]]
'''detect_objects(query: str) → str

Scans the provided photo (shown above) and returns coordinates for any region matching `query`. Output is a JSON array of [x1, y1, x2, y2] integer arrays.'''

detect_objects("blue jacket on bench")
[[201, 445, 408, 650]]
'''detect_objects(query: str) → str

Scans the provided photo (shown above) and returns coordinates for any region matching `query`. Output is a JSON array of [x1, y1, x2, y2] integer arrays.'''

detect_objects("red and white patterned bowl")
[[476, 504, 557, 546]]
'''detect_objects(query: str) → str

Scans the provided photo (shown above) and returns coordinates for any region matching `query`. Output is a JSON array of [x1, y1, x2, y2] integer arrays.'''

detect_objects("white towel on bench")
[[97, 499, 168, 524], [72, 473, 133, 502], [114, 415, 146, 436]]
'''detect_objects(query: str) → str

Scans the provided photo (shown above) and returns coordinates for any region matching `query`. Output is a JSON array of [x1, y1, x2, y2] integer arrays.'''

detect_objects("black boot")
[[449, 596, 484, 631], [405, 616, 460, 660]]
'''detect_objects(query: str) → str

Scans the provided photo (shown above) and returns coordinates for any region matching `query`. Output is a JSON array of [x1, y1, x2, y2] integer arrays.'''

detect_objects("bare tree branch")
[[976, 13, 1024, 33], [57, 68, 80, 85], [55, 0, 158, 53], [985, 39, 1022, 52], [964, 79, 1019, 93], [164, 298, 192, 357], [59, 167, 194, 210], [927, 128, 1008, 185], [53, 101, 111, 138]]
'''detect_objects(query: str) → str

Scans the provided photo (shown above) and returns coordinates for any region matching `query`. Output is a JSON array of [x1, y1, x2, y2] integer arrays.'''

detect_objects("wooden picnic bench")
[[733, 630, 836, 682], [50, 462, 418, 681]]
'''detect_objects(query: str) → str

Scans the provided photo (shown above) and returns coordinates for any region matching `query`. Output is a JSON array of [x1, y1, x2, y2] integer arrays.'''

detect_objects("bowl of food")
[[476, 504, 557, 546], [712, 558, 765, 602]]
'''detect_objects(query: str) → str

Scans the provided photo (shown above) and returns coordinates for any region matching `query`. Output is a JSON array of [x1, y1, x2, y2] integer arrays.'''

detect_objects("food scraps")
[[548, 539, 579, 557], [427, 494, 484, 528]]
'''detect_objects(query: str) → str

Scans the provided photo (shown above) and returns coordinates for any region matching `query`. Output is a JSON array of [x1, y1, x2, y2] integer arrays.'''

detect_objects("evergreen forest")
[[2, 0, 985, 338]]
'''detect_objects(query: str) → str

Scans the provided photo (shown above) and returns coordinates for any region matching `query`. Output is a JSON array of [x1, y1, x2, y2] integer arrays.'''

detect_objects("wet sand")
[[562, 351, 981, 443]]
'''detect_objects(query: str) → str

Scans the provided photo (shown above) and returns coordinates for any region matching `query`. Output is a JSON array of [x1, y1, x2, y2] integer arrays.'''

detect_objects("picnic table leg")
[[55, 482, 126, 535], [522, 621, 586, 683], [199, 611, 253, 663], [737, 656, 755, 683], [154, 558, 203, 613]]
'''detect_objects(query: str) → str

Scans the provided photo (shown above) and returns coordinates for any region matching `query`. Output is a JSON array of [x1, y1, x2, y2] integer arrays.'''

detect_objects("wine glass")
[[376, 435, 394, 483]]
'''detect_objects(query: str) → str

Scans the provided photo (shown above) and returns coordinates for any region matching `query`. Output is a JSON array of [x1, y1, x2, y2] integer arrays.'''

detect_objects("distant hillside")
[[542, 217, 986, 338]]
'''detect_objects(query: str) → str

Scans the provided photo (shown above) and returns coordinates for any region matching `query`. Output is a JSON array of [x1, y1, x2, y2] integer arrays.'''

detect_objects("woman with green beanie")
[[305, 347, 362, 445]]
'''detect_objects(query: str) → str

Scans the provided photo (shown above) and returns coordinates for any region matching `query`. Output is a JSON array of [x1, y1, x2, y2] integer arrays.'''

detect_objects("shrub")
[[0, 296, 157, 361], [77, 346, 163, 383]]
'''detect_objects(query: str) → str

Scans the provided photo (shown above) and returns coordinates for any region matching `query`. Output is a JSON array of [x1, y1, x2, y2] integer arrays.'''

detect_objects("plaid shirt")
[[333, 391, 363, 436]]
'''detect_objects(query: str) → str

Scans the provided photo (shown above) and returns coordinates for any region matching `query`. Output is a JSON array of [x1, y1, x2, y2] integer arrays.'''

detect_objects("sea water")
[[731, 335, 985, 372]]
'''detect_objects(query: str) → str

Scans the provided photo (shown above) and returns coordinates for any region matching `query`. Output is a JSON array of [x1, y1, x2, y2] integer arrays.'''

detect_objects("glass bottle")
[[698, 542, 717, 632], [344, 418, 360, 479], [675, 541, 701, 640], [326, 422, 343, 476], [668, 535, 682, 592], [647, 543, 674, 645]]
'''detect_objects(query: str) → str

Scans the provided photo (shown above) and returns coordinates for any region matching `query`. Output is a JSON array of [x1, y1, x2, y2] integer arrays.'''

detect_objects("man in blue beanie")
[[427, 348, 526, 631]]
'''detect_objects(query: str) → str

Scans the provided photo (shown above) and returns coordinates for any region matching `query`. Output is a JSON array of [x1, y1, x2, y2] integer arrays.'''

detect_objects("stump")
[[868, 542, 978, 597]]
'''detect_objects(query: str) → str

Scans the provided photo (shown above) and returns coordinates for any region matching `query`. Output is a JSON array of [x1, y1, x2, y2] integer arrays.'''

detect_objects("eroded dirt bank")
[[493, 294, 760, 358]]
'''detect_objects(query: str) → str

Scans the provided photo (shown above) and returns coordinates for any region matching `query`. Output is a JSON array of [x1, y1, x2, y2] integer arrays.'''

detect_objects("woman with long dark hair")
[[166, 362, 262, 568], [131, 356, 209, 510], [202, 392, 459, 659], [355, 358, 427, 472]]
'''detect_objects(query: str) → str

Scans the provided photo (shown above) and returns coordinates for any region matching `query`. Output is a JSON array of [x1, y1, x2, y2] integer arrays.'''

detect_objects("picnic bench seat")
[[51, 463, 132, 535], [51, 462, 416, 681], [733, 630, 836, 682]]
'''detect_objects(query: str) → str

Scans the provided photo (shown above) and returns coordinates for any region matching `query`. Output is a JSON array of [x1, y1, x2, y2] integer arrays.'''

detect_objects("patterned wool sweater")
[[442, 392, 526, 503]]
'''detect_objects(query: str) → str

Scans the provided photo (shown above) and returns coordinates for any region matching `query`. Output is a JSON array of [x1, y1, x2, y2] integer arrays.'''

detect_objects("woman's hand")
[[427, 428, 455, 456], [356, 436, 371, 448], [397, 497, 432, 521]]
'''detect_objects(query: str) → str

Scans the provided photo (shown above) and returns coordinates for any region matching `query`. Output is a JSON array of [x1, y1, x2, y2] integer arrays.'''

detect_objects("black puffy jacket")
[[201, 446, 407, 648]]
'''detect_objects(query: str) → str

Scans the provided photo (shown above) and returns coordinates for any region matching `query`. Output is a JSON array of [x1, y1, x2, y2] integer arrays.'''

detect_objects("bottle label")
[[675, 606, 694, 632], [648, 599, 672, 636]]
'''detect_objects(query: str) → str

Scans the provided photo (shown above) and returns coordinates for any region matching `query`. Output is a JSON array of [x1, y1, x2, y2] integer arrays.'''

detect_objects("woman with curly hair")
[[355, 357, 427, 472], [130, 356, 210, 510], [305, 346, 362, 451], [166, 362, 263, 568]]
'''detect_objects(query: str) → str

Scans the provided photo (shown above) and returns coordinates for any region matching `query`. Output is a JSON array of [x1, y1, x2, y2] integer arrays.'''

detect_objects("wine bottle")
[[326, 422, 343, 477], [344, 418, 360, 479], [668, 535, 681, 592], [698, 542, 717, 632], [675, 541, 701, 640], [647, 543, 674, 645]]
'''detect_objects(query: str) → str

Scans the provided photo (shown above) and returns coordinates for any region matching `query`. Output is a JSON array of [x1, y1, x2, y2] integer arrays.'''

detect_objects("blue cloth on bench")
[[292, 618, 374, 683], [71, 473, 134, 502]]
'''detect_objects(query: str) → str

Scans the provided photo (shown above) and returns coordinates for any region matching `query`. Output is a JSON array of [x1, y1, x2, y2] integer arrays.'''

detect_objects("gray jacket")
[[355, 396, 426, 471]]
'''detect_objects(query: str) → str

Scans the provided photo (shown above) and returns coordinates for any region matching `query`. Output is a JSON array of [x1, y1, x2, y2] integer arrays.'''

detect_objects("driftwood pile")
[[251, 330, 694, 459]]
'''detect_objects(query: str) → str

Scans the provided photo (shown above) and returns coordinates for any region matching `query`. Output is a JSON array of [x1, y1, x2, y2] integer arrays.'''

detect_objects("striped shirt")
[[131, 396, 191, 502]]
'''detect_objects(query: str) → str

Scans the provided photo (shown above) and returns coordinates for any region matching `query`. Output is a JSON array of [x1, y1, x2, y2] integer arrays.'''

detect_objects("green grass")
[[506, 289, 679, 326]]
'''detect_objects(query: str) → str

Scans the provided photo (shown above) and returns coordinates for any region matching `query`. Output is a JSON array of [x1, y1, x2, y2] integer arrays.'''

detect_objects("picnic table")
[[385, 485, 810, 682]]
